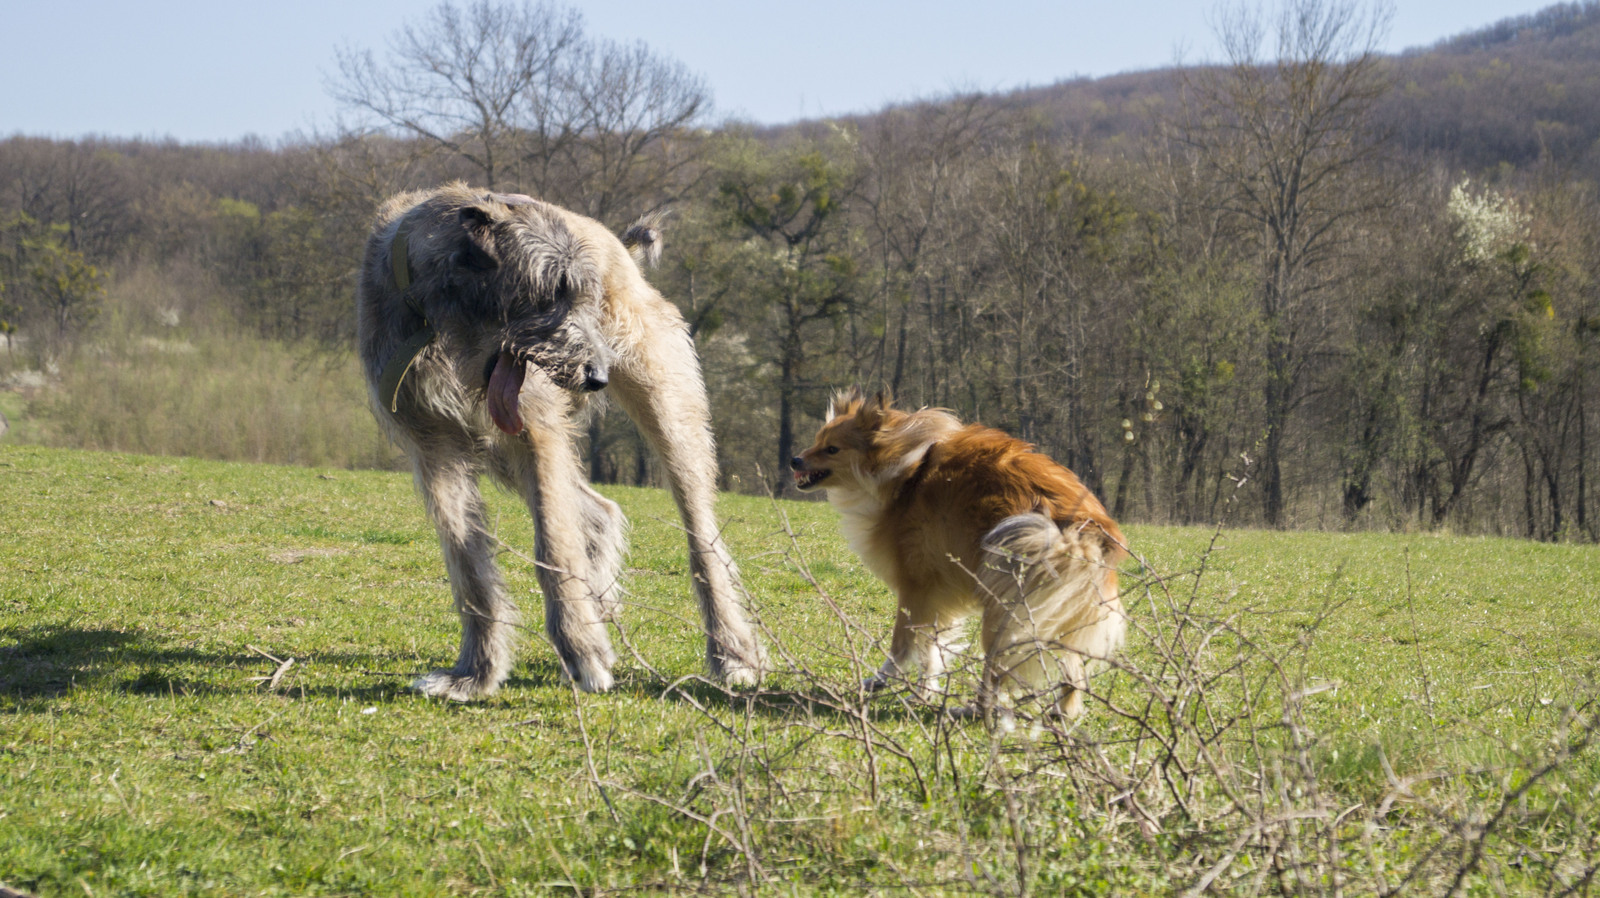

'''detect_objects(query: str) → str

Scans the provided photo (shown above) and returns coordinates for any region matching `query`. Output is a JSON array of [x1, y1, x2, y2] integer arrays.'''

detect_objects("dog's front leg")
[[500, 390, 618, 693], [609, 324, 765, 686], [410, 444, 520, 701], [871, 601, 950, 698]]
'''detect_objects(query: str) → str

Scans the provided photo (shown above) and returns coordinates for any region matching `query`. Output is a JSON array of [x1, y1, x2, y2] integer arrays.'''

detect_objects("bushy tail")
[[620, 212, 665, 268], [977, 512, 1126, 716]]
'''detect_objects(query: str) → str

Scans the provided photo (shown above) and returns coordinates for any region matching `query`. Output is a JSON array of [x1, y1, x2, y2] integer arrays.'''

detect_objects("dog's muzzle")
[[485, 351, 610, 435], [790, 457, 831, 491]]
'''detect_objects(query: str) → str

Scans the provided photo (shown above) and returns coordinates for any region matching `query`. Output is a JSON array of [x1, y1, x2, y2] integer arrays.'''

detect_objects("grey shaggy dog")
[[357, 183, 765, 700]]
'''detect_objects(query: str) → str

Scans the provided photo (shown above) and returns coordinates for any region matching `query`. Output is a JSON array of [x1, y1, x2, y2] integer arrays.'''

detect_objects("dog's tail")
[[620, 212, 665, 268], [977, 512, 1126, 717]]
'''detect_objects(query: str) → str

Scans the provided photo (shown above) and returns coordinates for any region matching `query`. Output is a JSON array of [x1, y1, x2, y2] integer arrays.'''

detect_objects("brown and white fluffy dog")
[[791, 389, 1128, 717]]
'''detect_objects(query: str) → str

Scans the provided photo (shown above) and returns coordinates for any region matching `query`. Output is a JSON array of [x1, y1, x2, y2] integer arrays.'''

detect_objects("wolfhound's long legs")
[[410, 440, 521, 702], [492, 388, 619, 693], [609, 327, 765, 686], [572, 481, 628, 622]]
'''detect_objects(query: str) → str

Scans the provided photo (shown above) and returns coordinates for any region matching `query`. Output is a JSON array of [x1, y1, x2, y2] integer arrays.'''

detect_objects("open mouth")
[[793, 468, 831, 491], [485, 344, 601, 435]]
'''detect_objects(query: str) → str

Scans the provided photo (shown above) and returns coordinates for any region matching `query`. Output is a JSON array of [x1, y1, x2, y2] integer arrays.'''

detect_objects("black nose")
[[582, 367, 608, 392], [789, 456, 804, 471]]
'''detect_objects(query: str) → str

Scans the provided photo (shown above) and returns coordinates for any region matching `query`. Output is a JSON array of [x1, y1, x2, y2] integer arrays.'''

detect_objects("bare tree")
[[329, 0, 582, 190], [531, 38, 711, 225], [1181, 0, 1393, 526], [329, 1, 709, 222], [856, 95, 1002, 398], [0, 137, 137, 261]]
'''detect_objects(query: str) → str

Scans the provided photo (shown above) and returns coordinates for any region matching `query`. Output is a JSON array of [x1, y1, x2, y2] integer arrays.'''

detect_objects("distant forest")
[[2, 0, 1598, 541]]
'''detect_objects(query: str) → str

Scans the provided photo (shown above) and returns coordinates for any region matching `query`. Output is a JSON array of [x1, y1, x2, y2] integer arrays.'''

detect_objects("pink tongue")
[[486, 351, 526, 435]]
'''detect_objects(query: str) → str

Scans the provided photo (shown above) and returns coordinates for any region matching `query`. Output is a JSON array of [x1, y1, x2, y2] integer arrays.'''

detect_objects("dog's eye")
[[825, 446, 840, 455]]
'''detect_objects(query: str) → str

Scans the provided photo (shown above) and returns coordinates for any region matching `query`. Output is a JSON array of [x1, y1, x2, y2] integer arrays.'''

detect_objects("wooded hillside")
[[2, 0, 1597, 541]]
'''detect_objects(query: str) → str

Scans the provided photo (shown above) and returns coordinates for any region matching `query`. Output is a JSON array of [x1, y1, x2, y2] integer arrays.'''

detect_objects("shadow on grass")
[[286, 657, 568, 701], [2, 624, 931, 721], [0, 624, 554, 703], [614, 666, 945, 725], [0, 626, 235, 699]]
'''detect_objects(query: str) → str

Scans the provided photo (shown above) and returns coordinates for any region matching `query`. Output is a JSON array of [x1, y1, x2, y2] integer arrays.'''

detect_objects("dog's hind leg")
[[977, 513, 1121, 718], [1053, 653, 1088, 719], [609, 326, 765, 686], [492, 393, 619, 693], [576, 482, 627, 621], [410, 439, 521, 701]]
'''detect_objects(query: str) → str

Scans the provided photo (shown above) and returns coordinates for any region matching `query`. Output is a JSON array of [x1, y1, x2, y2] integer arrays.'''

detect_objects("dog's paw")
[[1054, 688, 1086, 720], [945, 701, 982, 720], [715, 657, 764, 689], [946, 702, 1016, 730], [570, 662, 615, 694], [709, 640, 767, 688], [720, 665, 762, 688], [413, 669, 500, 702]]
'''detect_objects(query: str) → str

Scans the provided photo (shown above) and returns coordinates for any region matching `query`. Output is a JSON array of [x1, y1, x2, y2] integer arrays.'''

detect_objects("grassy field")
[[2, 443, 1598, 896]]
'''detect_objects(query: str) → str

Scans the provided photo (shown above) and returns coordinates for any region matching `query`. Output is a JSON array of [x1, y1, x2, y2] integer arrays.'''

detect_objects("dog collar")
[[379, 220, 436, 413]]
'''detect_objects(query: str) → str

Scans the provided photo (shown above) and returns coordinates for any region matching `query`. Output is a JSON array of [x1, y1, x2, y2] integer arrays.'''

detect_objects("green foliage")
[[215, 197, 262, 222], [0, 213, 108, 356], [4, 19, 1600, 541], [718, 139, 855, 240], [206, 199, 354, 345], [28, 234, 107, 338], [1041, 163, 1137, 263], [710, 132, 864, 478]]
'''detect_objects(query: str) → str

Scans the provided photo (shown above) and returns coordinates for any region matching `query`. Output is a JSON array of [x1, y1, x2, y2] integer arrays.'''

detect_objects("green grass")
[[2, 444, 1598, 896]]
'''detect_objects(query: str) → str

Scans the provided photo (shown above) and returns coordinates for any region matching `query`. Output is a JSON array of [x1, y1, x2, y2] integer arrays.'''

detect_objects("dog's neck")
[[379, 218, 437, 413], [827, 484, 889, 520], [872, 409, 963, 483], [827, 429, 953, 514]]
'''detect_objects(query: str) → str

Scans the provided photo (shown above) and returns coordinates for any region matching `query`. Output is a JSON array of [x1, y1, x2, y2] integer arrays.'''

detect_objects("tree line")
[[1, 0, 1596, 541]]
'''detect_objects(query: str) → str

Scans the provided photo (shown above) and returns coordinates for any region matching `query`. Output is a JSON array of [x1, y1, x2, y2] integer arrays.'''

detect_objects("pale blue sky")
[[0, 0, 1562, 143]]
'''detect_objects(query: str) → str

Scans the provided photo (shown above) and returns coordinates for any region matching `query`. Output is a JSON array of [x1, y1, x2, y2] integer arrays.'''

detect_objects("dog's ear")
[[858, 390, 890, 430], [828, 385, 866, 421], [452, 202, 501, 271]]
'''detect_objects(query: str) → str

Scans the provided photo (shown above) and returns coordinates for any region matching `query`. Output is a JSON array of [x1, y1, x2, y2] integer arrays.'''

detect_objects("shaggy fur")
[[791, 389, 1128, 717], [357, 184, 764, 700]]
